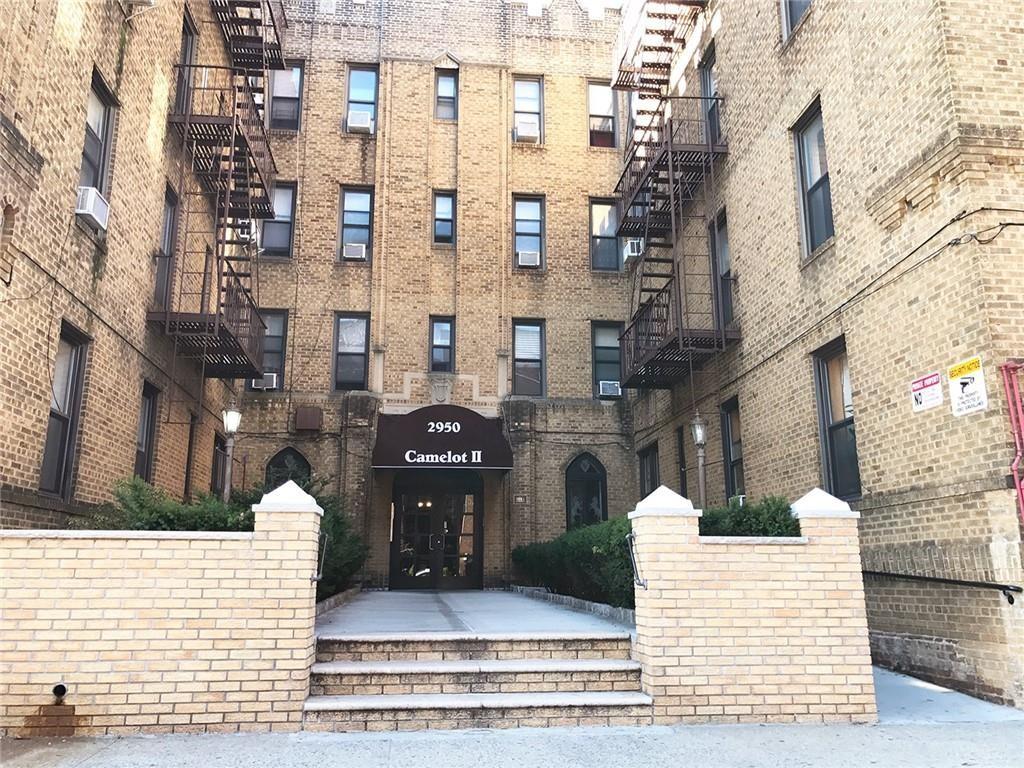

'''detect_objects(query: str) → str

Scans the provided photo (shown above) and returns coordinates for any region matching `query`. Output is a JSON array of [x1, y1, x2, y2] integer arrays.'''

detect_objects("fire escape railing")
[[222, 260, 265, 369], [621, 280, 675, 378]]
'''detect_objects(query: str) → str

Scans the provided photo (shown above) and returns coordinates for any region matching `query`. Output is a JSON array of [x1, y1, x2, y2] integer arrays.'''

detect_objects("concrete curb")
[[508, 585, 635, 627], [316, 585, 362, 617]]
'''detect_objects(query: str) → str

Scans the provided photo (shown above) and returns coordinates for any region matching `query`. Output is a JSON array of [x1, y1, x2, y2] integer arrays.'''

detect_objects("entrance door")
[[389, 470, 483, 590]]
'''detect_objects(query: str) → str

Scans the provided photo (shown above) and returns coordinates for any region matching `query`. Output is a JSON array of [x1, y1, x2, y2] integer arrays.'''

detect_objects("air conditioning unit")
[[516, 250, 541, 268], [625, 239, 643, 260], [598, 380, 622, 398], [75, 186, 110, 231], [342, 243, 367, 261], [250, 372, 279, 391], [347, 109, 373, 133], [514, 115, 540, 143]]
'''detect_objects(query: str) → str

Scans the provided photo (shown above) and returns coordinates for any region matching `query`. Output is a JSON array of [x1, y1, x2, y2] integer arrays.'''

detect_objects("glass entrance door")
[[389, 470, 483, 590]]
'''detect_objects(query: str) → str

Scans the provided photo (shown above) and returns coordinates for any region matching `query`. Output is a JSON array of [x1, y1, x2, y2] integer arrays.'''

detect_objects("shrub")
[[512, 516, 635, 609], [699, 495, 799, 537], [77, 476, 367, 601]]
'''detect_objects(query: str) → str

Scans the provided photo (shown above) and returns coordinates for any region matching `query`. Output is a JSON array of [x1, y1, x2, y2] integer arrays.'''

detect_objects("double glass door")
[[389, 471, 483, 590]]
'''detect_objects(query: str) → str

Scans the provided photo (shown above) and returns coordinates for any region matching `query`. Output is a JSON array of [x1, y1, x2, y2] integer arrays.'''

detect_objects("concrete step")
[[315, 632, 633, 662], [302, 690, 653, 731], [309, 658, 642, 696]]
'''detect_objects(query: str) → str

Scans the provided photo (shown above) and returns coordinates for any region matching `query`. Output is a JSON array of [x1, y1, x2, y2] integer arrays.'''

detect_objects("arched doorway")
[[389, 469, 483, 590], [265, 447, 311, 489], [565, 452, 607, 529]]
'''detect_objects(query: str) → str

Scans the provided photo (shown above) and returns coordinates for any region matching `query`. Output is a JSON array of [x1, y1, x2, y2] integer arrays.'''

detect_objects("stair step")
[[305, 691, 651, 712], [312, 658, 641, 675], [316, 632, 633, 662]]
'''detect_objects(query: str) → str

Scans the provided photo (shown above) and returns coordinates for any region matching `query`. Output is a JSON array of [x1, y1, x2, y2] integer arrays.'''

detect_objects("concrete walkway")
[[316, 590, 630, 637]]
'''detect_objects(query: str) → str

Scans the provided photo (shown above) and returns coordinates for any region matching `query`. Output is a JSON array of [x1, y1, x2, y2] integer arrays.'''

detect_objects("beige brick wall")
[[0, 488, 322, 736], [629, 491, 876, 724]]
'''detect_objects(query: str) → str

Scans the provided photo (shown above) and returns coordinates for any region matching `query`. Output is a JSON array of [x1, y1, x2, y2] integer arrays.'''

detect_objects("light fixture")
[[690, 409, 707, 449], [222, 401, 242, 436], [417, 501, 424, 508]]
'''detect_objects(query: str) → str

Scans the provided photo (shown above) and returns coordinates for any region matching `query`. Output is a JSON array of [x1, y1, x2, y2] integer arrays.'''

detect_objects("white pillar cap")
[[628, 485, 702, 519], [251, 480, 324, 516], [790, 487, 859, 519]]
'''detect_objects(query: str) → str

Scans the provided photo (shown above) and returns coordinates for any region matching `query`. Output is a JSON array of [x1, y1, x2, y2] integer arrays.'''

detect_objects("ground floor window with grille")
[[675, 426, 688, 498], [512, 320, 544, 395], [721, 397, 744, 498], [638, 442, 659, 497], [814, 339, 861, 498], [211, 434, 227, 496], [134, 382, 159, 482], [565, 452, 607, 529], [335, 314, 369, 390]]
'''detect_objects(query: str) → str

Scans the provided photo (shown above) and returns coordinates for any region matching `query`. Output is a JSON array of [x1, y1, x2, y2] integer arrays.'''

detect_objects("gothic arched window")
[[265, 447, 311, 489], [565, 452, 607, 529]]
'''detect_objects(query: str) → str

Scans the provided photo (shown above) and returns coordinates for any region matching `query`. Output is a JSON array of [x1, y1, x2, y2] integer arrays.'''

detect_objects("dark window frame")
[[429, 316, 455, 373], [720, 396, 745, 499], [435, 69, 458, 120], [339, 186, 374, 261], [565, 452, 608, 530], [591, 321, 623, 397], [269, 61, 304, 131], [211, 433, 227, 496], [512, 75, 544, 142], [134, 381, 160, 482], [512, 319, 545, 397], [39, 323, 89, 500], [513, 195, 545, 268], [333, 313, 370, 391], [248, 309, 287, 390], [155, 184, 178, 308], [813, 337, 862, 500], [590, 198, 622, 271], [265, 447, 312, 489], [709, 208, 733, 327], [638, 442, 660, 498], [261, 181, 296, 258], [587, 81, 616, 148], [794, 99, 834, 255], [346, 64, 379, 132], [675, 426, 689, 498], [433, 190, 456, 245], [80, 71, 116, 194], [183, 412, 198, 500], [174, 11, 199, 114], [699, 44, 722, 144]]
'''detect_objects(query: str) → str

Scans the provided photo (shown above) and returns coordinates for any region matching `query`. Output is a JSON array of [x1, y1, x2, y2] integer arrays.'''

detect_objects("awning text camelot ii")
[[371, 404, 514, 470]]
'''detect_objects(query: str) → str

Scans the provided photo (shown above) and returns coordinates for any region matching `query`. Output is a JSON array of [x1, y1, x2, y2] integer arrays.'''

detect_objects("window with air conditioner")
[[249, 310, 287, 391], [513, 196, 544, 268], [79, 73, 114, 194], [513, 77, 542, 142], [592, 322, 623, 398], [347, 66, 378, 133], [340, 187, 373, 261]]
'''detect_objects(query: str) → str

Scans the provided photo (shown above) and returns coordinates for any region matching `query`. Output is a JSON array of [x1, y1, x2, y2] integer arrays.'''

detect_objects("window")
[[334, 314, 369, 390], [699, 45, 721, 144], [346, 66, 378, 132], [430, 316, 454, 373], [269, 64, 303, 130], [512, 321, 544, 396], [783, 0, 812, 38], [134, 382, 159, 482], [590, 200, 621, 271], [40, 325, 88, 497], [261, 182, 295, 258], [211, 434, 227, 496], [588, 82, 616, 147], [795, 102, 833, 254], [675, 427, 688, 498], [592, 322, 622, 396], [433, 191, 455, 245], [265, 447, 311, 489], [513, 196, 544, 267], [80, 74, 114, 192], [183, 413, 198, 500], [435, 69, 458, 120], [815, 340, 861, 498], [638, 443, 660, 498], [565, 453, 607, 529], [721, 397, 745, 498], [174, 14, 198, 114], [250, 310, 287, 389], [155, 186, 177, 308], [513, 77, 542, 141], [711, 209, 733, 326], [339, 187, 373, 260]]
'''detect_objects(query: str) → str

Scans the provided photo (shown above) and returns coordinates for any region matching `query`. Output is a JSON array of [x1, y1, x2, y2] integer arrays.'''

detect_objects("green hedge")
[[511, 496, 798, 609], [76, 476, 367, 601]]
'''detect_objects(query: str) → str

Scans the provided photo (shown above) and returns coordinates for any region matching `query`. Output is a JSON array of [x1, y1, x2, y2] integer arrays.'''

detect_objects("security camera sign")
[[947, 355, 988, 417]]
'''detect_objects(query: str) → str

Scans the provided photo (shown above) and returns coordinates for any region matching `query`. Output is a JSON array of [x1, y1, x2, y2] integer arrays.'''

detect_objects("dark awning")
[[372, 404, 513, 470]]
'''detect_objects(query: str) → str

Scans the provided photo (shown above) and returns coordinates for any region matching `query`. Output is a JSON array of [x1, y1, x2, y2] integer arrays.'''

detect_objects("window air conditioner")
[[75, 186, 110, 231], [516, 250, 541, 268], [514, 115, 540, 143], [251, 372, 279, 391], [625, 239, 643, 259], [347, 109, 373, 133], [342, 243, 367, 261], [598, 380, 622, 398]]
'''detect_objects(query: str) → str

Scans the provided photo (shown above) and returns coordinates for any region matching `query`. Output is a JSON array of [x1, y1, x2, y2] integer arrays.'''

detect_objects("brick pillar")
[[250, 481, 323, 731]]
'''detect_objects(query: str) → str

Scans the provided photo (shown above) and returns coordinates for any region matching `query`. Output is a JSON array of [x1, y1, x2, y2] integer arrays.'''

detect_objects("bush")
[[77, 476, 367, 601], [511, 516, 635, 609], [699, 495, 799, 537]]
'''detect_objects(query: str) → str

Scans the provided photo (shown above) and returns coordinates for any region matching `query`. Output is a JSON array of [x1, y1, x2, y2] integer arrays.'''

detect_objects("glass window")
[[430, 317, 454, 373], [638, 443, 660, 498], [155, 187, 177, 308], [592, 322, 622, 396], [815, 342, 861, 498], [174, 15, 198, 114], [270, 64, 303, 130], [347, 66, 378, 130], [80, 76, 114, 192], [134, 383, 159, 482], [514, 197, 544, 266], [565, 453, 607, 529], [340, 188, 373, 259], [783, 0, 812, 38], [513, 321, 544, 396], [211, 433, 227, 496], [712, 210, 733, 326], [513, 77, 542, 140], [261, 182, 295, 258], [588, 82, 615, 147], [40, 327, 87, 497], [721, 397, 745, 498], [590, 200, 621, 271], [335, 315, 369, 390], [700, 45, 721, 144], [265, 447, 311, 489], [433, 192, 455, 244], [796, 104, 833, 253], [436, 69, 458, 120], [676, 427, 688, 498], [249, 310, 287, 389]]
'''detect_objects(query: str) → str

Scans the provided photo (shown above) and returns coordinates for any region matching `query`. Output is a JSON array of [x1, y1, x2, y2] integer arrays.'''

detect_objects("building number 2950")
[[427, 421, 462, 433]]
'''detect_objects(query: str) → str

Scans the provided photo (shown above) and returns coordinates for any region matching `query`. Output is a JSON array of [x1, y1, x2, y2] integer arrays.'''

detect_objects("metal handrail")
[[862, 570, 1021, 605], [625, 532, 647, 589]]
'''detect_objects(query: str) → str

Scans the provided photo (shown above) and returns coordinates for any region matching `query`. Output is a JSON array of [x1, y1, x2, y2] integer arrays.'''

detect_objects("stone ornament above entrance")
[[372, 404, 514, 471]]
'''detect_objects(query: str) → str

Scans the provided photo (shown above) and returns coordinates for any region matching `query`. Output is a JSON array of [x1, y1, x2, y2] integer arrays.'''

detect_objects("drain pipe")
[[1000, 361, 1024, 524], [52, 682, 67, 702]]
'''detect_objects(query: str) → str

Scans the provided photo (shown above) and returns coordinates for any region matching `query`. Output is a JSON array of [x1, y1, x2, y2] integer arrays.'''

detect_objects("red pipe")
[[999, 362, 1024, 524]]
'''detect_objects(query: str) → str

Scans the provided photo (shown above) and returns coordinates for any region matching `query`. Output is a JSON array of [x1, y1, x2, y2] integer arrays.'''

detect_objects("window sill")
[[335, 257, 372, 267], [513, 266, 547, 275], [261, 255, 293, 265], [779, 8, 813, 54], [340, 130, 377, 139], [799, 236, 835, 270], [512, 141, 546, 150], [431, 243, 456, 251], [433, 118, 458, 126], [268, 128, 300, 137], [587, 144, 619, 153], [591, 268, 625, 277]]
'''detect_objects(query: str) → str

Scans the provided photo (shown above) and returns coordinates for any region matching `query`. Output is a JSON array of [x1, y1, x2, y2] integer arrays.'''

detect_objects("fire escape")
[[149, 1, 284, 386], [613, 0, 735, 389]]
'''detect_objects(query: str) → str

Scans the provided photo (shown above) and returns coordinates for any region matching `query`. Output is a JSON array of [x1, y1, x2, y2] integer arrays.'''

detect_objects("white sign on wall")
[[910, 372, 943, 413], [947, 356, 988, 417]]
